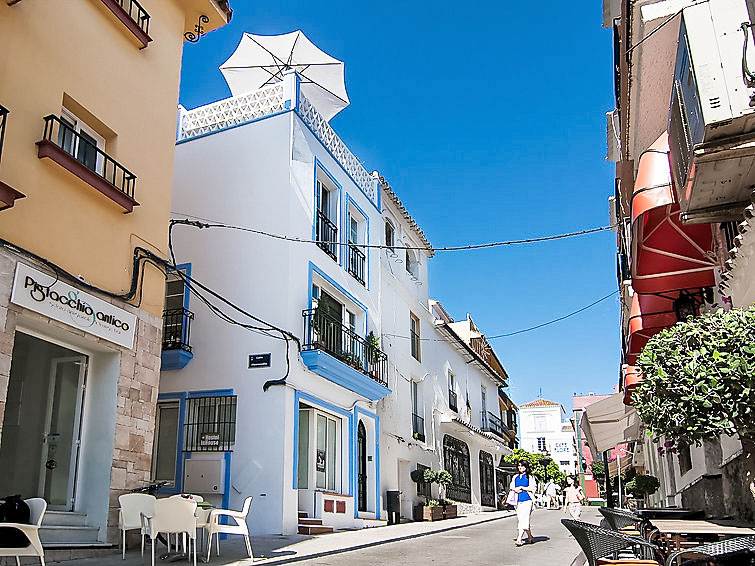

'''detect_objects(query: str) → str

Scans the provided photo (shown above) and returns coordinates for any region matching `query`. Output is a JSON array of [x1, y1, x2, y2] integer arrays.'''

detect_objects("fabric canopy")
[[581, 393, 640, 460], [625, 292, 677, 365], [630, 132, 716, 294], [220, 31, 350, 121], [622, 365, 643, 405]]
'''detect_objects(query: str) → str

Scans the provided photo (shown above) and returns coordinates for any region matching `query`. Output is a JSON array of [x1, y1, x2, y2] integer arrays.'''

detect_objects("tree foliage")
[[635, 307, 755, 443], [590, 460, 605, 479], [624, 474, 660, 497], [503, 448, 566, 484]]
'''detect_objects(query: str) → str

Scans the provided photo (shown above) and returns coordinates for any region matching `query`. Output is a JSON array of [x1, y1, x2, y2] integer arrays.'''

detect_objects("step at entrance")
[[297, 510, 334, 535], [40, 511, 101, 546]]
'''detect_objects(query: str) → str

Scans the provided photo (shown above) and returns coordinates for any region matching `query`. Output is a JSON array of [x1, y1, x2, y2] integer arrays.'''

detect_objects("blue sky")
[[178, 1, 619, 413]]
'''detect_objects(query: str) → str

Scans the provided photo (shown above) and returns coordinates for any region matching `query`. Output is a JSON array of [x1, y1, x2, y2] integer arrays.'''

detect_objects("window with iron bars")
[[184, 395, 237, 452]]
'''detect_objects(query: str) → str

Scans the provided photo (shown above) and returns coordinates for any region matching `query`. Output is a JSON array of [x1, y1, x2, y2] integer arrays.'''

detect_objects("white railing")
[[178, 83, 286, 140], [297, 93, 378, 204], [178, 79, 379, 207]]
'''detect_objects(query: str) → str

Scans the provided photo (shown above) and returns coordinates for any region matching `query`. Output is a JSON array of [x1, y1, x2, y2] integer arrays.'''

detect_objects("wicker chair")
[[600, 507, 645, 536], [562, 519, 663, 566], [664, 535, 755, 566]]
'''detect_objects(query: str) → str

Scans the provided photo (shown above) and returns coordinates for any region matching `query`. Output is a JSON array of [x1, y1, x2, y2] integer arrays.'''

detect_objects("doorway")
[[0, 333, 88, 511], [357, 420, 367, 512]]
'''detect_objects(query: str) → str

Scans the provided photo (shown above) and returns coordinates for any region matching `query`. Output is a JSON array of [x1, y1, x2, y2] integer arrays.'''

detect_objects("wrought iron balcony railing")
[[114, 0, 151, 35], [302, 308, 387, 386], [162, 308, 194, 353], [480, 411, 504, 439], [412, 413, 425, 442], [448, 389, 458, 412], [347, 242, 366, 285], [0, 105, 8, 164], [41, 115, 136, 199], [316, 210, 338, 261]]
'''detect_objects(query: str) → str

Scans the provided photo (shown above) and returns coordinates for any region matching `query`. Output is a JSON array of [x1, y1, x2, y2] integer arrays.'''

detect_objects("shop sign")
[[200, 433, 220, 447], [10, 263, 137, 349]]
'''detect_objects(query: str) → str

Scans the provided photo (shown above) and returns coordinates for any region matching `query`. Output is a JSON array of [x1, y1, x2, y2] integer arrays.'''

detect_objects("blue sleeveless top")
[[514, 474, 532, 502]]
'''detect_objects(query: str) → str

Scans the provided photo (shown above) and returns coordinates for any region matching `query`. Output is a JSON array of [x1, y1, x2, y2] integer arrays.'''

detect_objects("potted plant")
[[433, 470, 457, 519], [624, 474, 660, 508], [366, 331, 381, 377], [410, 468, 437, 521]]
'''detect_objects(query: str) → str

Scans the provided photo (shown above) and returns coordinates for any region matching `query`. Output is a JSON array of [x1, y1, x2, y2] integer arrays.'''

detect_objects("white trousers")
[[516, 499, 533, 531], [567, 502, 582, 519]]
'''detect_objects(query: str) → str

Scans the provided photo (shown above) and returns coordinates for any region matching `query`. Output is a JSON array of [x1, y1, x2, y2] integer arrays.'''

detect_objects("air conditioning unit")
[[668, 0, 755, 224]]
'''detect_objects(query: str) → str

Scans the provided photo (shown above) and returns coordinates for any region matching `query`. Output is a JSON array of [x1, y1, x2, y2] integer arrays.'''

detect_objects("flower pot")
[[442, 504, 457, 519]]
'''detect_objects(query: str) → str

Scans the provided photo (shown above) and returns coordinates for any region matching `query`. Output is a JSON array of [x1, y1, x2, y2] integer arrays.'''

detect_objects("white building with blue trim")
[[155, 35, 517, 536]]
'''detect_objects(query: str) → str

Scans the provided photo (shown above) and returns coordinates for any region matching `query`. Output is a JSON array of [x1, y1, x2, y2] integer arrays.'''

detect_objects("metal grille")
[[183, 395, 237, 452], [448, 390, 458, 412], [412, 413, 425, 442], [416, 464, 432, 499], [481, 411, 504, 438], [347, 242, 365, 285], [479, 451, 495, 507], [162, 308, 194, 352], [443, 435, 471, 503], [41, 115, 136, 198], [113, 0, 151, 35], [722, 221, 738, 254], [669, 80, 693, 194], [316, 210, 338, 260]]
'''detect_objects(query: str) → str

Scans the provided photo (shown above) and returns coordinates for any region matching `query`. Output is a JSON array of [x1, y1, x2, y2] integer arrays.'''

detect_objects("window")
[[297, 407, 342, 493], [410, 313, 421, 361], [384, 220, 395, 251], [534, 414, 546, 432], [678, 441, 692, 475], [346, 206, 366, 285], [443, 435, 471, 503], [448, 371, 457, 412], [405, 247, 419, 278], [315, 172, 338, 261], [59, 108, 105, 175], [411, 380, 424, 442], [316, 413, 338, 491], [537, 437, 546, 452], [162, 269, 192, 352], [152, 401, 179, 483], [183, 395, 237, 452], [416, 463, 432, 498]]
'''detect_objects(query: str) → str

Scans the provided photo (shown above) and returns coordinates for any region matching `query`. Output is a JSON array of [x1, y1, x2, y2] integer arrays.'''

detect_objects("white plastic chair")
[[118, 493, 155, 559], [0, 497, 47, 566], [203, 496, 253, 562], [141, 497, 197, 566]]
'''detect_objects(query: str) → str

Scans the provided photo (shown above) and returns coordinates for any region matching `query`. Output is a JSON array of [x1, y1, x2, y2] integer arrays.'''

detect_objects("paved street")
[[43, 507, 597, 566], [284, 507, 597, 566]]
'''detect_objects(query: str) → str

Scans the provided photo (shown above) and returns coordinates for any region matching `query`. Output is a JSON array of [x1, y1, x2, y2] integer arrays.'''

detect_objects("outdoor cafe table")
[[649, 519, 755, 562]]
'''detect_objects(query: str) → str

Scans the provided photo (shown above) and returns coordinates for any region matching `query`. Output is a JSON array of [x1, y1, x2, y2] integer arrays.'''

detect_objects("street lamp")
[[616, 447, 634, 509]]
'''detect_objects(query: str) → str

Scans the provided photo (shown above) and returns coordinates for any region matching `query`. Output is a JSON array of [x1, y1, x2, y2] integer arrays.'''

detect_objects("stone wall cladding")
[[0, 248, 163, 546]]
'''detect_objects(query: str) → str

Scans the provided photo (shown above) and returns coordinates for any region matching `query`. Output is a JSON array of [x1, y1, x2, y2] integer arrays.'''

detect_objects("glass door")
[[39, 356, 87, 510], [315, 414, 337, 492]]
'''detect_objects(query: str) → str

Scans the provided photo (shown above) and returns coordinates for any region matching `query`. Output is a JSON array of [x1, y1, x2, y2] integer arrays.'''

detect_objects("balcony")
[[161, 308, 194, 370], [301, 309, 390, 401], [0, 104, 25, 211], [36, 115, 138, 212], [480, 411, 505, 439], [347, 242, 365, 286], [316, 210, 338, 261], [412, 413, 425, 442], [101, 0, 152, 48], [448, 389, 458, 412]]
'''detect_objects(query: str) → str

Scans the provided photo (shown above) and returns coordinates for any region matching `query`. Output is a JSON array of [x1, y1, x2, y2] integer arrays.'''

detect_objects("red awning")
[[625, 292, 677, 365], [630, 132, 715, 294], [622, 365, 643, 405]]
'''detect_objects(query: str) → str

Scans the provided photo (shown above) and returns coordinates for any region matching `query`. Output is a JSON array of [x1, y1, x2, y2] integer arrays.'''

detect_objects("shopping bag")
[[506, 490, 518, 506]]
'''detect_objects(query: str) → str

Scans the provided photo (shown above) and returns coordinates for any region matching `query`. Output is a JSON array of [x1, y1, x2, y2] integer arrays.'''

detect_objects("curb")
[[253, 511, 517, 565]]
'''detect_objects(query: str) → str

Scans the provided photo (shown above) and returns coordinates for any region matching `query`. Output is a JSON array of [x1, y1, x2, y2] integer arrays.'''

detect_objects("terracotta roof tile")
[[521, 398, 561, 408]]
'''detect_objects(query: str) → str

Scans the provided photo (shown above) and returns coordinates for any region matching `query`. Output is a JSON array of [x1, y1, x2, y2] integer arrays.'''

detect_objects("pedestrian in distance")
[[564, 476, 585, 519], [544, 478, 560, 509], [511, 460, 537, 546]]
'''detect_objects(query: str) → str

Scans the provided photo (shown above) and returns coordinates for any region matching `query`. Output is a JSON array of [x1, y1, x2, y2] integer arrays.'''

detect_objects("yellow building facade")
[[0, 0, 230, 549]]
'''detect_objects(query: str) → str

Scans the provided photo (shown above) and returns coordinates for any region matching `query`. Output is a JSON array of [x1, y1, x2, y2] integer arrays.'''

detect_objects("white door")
[[38, 356, 87, 511]]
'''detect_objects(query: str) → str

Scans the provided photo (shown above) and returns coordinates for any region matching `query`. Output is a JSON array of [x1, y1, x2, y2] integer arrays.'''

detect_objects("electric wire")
[[625, 0, 709, 56], [169, 216, 614, 252], [383, 290, 618, 342]]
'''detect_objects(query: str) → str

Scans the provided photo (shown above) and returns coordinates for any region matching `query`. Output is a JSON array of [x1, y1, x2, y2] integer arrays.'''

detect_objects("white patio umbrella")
[[219, 31, 350, 121]]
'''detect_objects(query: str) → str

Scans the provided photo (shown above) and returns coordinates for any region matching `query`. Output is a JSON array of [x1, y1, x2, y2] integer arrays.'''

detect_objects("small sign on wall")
[[248, 353, 271, 368], [199, 433, 220, 447]]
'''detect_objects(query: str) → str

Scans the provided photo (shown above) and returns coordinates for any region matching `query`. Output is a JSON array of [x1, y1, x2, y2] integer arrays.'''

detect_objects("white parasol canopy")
[[219, 31, 350, 121], [580, 393, 640, 460]]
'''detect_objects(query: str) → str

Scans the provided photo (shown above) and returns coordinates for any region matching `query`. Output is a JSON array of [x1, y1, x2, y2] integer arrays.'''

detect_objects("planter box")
[[413, 504, 457, 522]]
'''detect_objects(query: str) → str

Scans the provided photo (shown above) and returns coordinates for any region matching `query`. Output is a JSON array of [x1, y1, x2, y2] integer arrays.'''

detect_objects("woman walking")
[[510, 461, 537, 546], [564, 476, 585, 519]]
